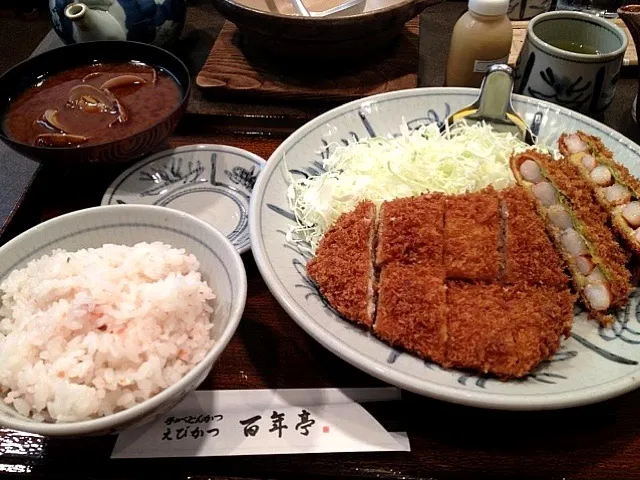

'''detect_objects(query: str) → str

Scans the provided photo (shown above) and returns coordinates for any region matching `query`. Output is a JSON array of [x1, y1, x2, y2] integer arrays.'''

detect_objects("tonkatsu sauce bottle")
[[444, 0, 513, 88]]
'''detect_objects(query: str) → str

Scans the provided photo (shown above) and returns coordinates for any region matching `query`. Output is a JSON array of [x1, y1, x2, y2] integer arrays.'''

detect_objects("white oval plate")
[[103, 145, 266, 254], [249, 87, 640, 410]]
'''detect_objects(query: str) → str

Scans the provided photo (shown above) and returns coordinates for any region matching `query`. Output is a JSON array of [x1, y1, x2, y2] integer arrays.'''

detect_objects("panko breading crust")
[[500, 186, 569, 290], [306, 201, 377, 327], [560, 131, 640, 256], [446, 281, 575, 378], [535, 152, 632, 310], [444, 187, 502, 281], [307, 187, 576, 379], [376, 193, 445, 267], [559, 131, 640, 197], [375, 264, 447, 364]]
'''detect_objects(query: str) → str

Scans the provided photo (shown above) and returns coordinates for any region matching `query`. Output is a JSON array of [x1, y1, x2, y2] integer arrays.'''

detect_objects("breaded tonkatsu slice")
[[376, 193, 445, 267], [306, 201, 377, 327], [445, 281, 575, 378], [444, 187, 501, 280], [500, 186, 569, 290], [511, 150, 632, 325], [374, 263, 447, 363]]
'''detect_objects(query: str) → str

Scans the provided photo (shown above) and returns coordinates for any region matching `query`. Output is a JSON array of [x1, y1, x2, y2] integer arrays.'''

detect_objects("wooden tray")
[[509, 19, 638, 67], [196, 18, 420, 103]]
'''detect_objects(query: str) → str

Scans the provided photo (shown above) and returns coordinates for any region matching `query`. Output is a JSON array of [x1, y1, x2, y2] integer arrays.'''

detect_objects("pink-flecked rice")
[[0, 242, 215, 423]]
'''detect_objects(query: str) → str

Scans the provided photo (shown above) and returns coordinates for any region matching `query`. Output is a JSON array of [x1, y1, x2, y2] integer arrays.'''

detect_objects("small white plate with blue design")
[[103, 145, 265, 254]]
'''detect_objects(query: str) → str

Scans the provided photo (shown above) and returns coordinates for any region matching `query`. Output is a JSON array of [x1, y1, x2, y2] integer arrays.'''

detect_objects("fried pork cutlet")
[[444, 187, 502, 281], [376, 193, 445, 267], [306, 201, 377, 327], [500, 186, 569, 290], [511, 150, 632, 325], [374, 193, 448, 362], [445, 281, 575, 378], [559, 131, 640, 256], [374, 263, 447, 363], [307, 185, 582, 379]]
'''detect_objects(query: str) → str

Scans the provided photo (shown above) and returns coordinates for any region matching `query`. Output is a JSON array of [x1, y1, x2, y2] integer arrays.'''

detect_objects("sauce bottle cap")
[[468, 0, 509, 16]]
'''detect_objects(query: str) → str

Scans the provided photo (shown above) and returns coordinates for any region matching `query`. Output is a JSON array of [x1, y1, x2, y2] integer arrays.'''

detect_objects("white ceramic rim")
[[249, 86, 640, 411], [527, 10, 628, 62], [224, 0, 418, 20], [0, 204, 248, 435], [102, 144, 267, 255]]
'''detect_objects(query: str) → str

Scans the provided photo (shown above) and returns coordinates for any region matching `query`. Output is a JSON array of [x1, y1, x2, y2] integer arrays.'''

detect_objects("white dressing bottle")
[[445, 0, 513, 88]]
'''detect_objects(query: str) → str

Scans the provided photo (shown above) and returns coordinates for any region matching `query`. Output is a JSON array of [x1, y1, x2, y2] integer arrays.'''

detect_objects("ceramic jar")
[[50, 0, 186, 47]]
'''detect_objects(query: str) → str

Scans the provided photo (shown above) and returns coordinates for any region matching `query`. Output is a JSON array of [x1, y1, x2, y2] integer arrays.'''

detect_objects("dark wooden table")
[[4, 2, 640, 479]]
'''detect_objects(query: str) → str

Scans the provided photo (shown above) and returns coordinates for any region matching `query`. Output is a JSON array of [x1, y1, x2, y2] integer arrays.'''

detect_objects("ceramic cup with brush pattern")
[[514, 10, 627, 114]]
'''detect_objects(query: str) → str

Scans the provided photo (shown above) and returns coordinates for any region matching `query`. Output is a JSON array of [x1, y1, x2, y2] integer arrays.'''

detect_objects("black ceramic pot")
[[211, 0, 440, 60]]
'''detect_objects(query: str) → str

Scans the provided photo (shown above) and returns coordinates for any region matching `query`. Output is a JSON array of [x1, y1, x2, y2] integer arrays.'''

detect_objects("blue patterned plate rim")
[[249, 86, 640, 410], [102, 144, 266, 255]]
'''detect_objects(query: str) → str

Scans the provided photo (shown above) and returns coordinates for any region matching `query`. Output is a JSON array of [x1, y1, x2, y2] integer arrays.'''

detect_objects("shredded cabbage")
[[286, 121, 536, 252]]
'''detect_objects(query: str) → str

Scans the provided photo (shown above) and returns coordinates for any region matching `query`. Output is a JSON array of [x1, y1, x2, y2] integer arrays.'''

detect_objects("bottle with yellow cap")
[[444, 0, 513, 88]]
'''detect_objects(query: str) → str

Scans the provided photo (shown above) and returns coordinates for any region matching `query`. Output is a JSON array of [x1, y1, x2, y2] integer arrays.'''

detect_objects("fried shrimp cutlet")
[[376, 193, 445, 267], [500, 186, 570, 290], [511, 150, 632, 325], [445, 281, 575, 378], [444, 187, 501, 281], [306, 200, 377, 327], [559, 131, 640, 256], [374, 263, 447, 363]]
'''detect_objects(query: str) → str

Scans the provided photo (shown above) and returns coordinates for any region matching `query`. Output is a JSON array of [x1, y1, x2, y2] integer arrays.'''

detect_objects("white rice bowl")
[[0, 204, 246, 436], [0, 242, 216, 423]]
